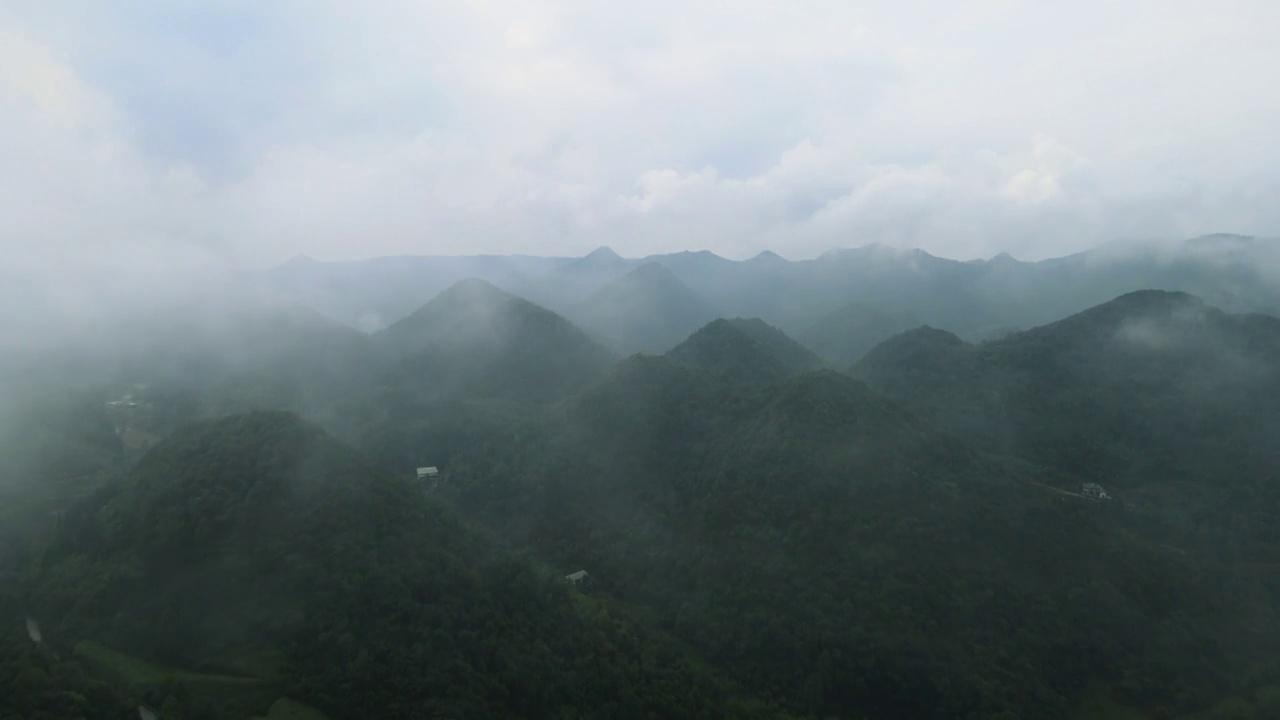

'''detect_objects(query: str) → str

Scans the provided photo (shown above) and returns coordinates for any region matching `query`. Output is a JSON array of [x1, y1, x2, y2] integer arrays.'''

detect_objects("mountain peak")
[[667, 317, 824, 384], [431, 277, 513, 305], [281, 254, 318, 267], [853, 325, 966, 377], [748, 250, 787, 263], [375, 280, 614, 400], [585, 246, 623, 261], [622, 261, 679, 283], [569, 262, 719, 355]]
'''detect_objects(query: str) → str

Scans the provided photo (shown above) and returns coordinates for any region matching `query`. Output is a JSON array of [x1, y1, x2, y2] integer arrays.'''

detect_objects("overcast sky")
[[3, 0, 1278, 268]]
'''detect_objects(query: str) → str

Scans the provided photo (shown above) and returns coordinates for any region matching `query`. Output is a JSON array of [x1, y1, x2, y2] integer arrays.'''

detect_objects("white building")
[[1081, 483, 1111, 500]]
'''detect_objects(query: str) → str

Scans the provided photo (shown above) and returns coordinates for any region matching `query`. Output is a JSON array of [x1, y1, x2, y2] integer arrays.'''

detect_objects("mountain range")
[[5, 237, 1280, 718], [268, 234, 1280, 358]]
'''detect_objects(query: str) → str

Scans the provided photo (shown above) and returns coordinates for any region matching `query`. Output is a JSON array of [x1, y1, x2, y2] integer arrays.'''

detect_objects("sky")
[[2, 0, 1278, 269]]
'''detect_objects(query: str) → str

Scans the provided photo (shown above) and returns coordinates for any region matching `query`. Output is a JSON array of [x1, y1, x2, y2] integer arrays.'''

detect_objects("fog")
[[4, 3, 1280, 719], [2, 1, 1279, 268]]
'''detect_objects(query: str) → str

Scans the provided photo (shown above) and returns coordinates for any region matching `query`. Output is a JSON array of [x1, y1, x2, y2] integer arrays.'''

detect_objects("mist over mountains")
[[268, 234, 1280, 359], [4, 232, 1280, 719]]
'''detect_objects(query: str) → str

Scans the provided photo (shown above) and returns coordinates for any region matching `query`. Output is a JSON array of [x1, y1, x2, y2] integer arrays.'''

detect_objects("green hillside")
[[436, 361, 1247, 718], [6, 287, 1280, 719], [666, 318, 826, 385], [373, 278, 617, 403], [21, 411, 776, 719]]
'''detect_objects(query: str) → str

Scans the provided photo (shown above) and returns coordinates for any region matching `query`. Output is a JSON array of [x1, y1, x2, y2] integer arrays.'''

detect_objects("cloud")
[[2, 0, 1278, 270]]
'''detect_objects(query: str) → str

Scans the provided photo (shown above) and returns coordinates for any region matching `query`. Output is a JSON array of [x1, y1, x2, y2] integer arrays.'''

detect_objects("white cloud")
[[1, 0, 1278, 271]]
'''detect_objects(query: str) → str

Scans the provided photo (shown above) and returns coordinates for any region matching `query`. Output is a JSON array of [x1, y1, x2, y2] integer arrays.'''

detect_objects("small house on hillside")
[[565, 570, 591, 586], [1081, 482, 1111, 500], [416, 467, 439, 480]]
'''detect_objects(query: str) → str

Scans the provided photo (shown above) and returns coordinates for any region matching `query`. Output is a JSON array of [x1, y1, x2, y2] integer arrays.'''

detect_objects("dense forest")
[[4, 262, 1280, 718]]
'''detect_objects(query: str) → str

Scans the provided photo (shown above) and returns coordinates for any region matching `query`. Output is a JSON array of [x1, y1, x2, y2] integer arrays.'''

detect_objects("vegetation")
[[249, 698, 331, 720], [4, 279, 1280, 718], [19, 412, 778, 718], [666, 317, 827, 384]]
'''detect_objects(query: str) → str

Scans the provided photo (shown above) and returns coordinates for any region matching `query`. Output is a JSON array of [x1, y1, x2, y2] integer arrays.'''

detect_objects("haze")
[[3, 0, 1278, 273]]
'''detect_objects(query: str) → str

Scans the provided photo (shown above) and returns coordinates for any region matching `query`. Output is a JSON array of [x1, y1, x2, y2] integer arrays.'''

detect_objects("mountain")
[[666, 317, 826, 385], [372, 278, 616, 402], [266, 235, 1280, 345], [652, 250, 809, 331], [853, 290, 1280, 555], [436, 361, 1243, 718], [0, 386, 125, 540], [798, 301, 922, 366], [267, 253, 572, 331], [566, 263, 722, 355], [24, 411, 775, 719]]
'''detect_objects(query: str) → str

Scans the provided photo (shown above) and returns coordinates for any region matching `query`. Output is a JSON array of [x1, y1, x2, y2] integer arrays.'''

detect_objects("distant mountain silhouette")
[[853, 290, 1280, 513], [267, 235, 1280, 345], [373, 278, 616, 401], [799, 301, 921, 366], [566, 263, 720, 354]]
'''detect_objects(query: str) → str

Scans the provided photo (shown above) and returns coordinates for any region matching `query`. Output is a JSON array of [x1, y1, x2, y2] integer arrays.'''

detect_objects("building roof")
[[566, 570, 589, 581], [416, 466, 439, 476]]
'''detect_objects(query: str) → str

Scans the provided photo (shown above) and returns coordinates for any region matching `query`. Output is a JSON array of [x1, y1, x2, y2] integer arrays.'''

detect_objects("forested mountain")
[[435, 360, 1266, 718], [798, 301, 921, 366], [853, 290, 1280, 494], [267, 253, 572, 332], [371, 278, 616, 403], [265, 235, 1280, 343], [20, 411, 781, 719], [6, 281, 1280, 719], [566, 263, 721, 355], [0, 386, 125, 540], [666, 318, 826, 384], [852, 290, 1280, 567]]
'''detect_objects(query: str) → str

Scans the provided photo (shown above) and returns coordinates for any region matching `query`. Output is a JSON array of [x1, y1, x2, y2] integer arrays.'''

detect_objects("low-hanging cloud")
[[2, 0, 1278, 272]]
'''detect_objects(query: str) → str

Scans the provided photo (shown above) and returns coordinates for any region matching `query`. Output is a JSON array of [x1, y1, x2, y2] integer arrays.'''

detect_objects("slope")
[[435, 361, 1244, 719], [534, 246, 639, 307], [852, 289, 1280, 585], [373, 278, 617, 402], [264, 235, 1280, 344], [266, 253, 567, 331], [23, 411, 776, 720], [124, 301, 375, 425], [853, 290, 1280, 487], [567, 262, 722, 355], [666, 317, 826, 385], [798, 301, 922, 366]]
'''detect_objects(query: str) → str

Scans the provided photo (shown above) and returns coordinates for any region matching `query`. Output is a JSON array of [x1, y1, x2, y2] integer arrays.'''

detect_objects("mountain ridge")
[[567, 263, 721, 355], [666, 317, 826, 385], [267, 234, 1280, 341]]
